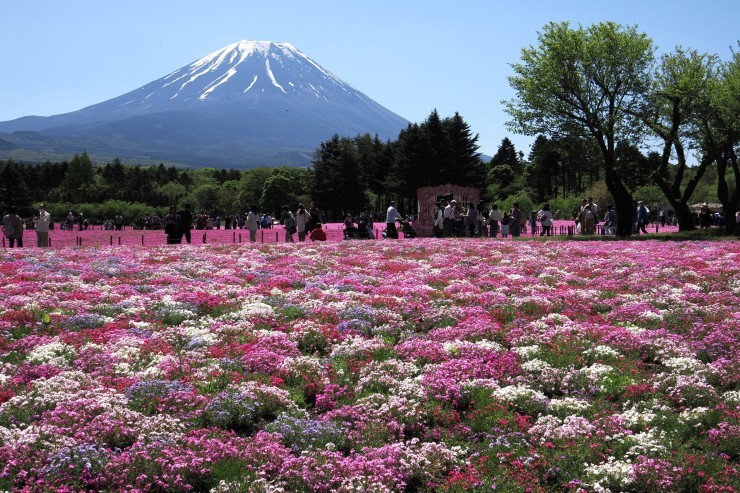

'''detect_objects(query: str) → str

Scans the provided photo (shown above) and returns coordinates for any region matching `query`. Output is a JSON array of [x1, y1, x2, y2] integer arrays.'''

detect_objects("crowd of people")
[[4, 198, 738, 248], [158, 202, 334, 244], [425, 196, 727, 238]]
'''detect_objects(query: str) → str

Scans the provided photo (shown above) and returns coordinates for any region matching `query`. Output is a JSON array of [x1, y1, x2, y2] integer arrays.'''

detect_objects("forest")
[[0, 118, 728, 230]]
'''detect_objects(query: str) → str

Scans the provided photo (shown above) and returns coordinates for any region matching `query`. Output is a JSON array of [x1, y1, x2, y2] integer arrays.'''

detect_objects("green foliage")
[[505, 21, 655, 236], [633, 184, 668, 211], [311, 134, 368, 218], [0, 160, 32, 213]]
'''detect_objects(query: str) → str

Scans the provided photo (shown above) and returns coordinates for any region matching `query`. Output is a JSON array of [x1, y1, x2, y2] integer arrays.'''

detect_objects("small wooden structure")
[[414, 184, 480, 234]]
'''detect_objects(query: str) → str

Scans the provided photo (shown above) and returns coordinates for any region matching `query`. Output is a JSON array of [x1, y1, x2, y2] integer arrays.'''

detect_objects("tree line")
[[0, 114, 730, 233]]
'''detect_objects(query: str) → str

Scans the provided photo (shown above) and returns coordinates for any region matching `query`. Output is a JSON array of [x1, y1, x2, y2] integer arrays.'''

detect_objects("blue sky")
[[2, 0, 738, 159]]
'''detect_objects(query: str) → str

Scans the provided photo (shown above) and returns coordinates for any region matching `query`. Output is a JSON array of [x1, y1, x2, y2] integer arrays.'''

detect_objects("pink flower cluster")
[[0, 239, 737, 491]]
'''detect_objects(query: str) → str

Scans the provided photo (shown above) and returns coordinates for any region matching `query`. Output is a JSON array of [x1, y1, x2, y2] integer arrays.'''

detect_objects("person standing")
[[365, 209, 375, 239], [66, 211, 75, 231], [476, 200, 487, 237], [604, 205, 617, 235], [36, 204, 51, 247], [295, 203, 310, 242], [308, 202, 322, 232], [433, 201, 445, 238], [509, 203, 523, 237], [537, 204, 554, 236], [699, 203, 711, 229], [385, 201, 403, 239], [464, 202, 476, 237], [488, 204, 502, 237], [501, 212, 510, 238], [637, 201, 649, 234], [177, 204, 193, 244], [246, 205, 259, 242], [443, 200, 458, 237], [3, 207, 24, 248], [580, 199, 597, 235], [163, 206, 181, 244], [282, 205, 296, 243]]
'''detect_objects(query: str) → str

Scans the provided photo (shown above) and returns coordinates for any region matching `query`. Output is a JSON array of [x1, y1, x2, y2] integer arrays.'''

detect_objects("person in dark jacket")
[[3, 207, 24, 248], [177, 204, 194, 244]]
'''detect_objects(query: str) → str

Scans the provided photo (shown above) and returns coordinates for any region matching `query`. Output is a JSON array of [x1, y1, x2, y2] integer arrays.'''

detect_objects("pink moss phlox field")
[[0, 240, 738, 491]]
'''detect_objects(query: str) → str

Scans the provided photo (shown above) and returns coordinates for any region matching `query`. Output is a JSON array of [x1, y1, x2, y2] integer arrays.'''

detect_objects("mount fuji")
[[0, 41, 409, 168]]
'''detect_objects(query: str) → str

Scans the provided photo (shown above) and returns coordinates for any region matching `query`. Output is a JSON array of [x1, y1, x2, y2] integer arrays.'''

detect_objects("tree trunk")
[[604, 167, 634, 237], [674, 203, 697, 232], [717, 150, 739, 236]]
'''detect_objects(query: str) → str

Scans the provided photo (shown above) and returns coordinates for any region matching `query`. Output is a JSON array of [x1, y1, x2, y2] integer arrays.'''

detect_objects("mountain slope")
[[0, 41, 409, 167]]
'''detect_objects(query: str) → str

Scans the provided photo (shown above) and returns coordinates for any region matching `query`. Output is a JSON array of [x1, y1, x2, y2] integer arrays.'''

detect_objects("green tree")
[[158, 182, 187, 206], [488, 137, 523, 199], [615, 141, 651, 191], [61, 152, 96, 202], [388, 110, 483, 212], [100, 158, 127, 200], [219, 180, 242, 214], [505, 21, 654, 236], [637, 47, 718, 231], [238, 167, 272, 211], [258, 166, 311, 216], [260, 171, 294, 217], [189, 183, 222, 213], [444, 112, 485, 187], [700, 44, 740, 235], [387, 123, 430, 209], [0, 160, 32, 214], [355, 133, 392, 207], [526, 135, 560, 201], [311, 134, 366, 218]]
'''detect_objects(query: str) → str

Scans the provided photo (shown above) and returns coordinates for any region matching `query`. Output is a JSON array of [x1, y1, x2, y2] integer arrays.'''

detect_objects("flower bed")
[[0, 240, 737, 491]]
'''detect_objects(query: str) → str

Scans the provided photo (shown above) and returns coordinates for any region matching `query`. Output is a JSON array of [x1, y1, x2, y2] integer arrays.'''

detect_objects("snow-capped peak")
[[155, 40, 351, 103]]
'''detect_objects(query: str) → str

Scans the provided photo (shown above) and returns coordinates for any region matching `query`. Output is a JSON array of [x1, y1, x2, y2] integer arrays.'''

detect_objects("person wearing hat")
[[636, 200, 649, 234], [443, 200, 458, 237], [699, 203, 711, 229], [36, 203, 51, 247]]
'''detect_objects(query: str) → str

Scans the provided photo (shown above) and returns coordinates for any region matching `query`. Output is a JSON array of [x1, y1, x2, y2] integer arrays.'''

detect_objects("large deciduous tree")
[[701, 45, 740, 235], [504, 21, 654, 236], [637, 48, 718, 231]]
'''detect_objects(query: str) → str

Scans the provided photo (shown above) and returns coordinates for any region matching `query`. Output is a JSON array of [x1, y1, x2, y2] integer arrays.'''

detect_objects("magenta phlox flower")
[[1, 240, 738, 490]]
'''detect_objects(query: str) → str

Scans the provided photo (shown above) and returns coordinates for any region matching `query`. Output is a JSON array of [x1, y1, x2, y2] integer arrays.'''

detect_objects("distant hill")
[[0, 40, 409, 168]]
